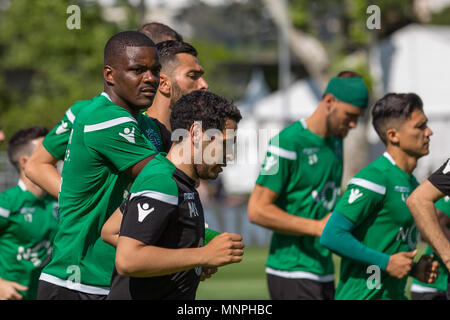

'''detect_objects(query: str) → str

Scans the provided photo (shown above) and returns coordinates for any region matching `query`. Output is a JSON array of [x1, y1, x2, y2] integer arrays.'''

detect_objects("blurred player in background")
[[0, 122, 5, 146], [248, 71, 369, 300], [0, 127, 58, 300]]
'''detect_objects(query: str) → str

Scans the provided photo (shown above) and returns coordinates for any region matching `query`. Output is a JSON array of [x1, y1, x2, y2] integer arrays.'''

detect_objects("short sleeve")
[[428, 159, 450, 196], [84, 119, 156, 172], [43, 111, 74, 159], [335, 168, 386, 225], [255, 139, 296, 195]]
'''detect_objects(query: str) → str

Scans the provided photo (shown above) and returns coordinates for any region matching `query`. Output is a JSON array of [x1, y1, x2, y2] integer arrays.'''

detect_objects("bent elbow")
[[247, 202, 261, 225], [115, 255, 134, 277]]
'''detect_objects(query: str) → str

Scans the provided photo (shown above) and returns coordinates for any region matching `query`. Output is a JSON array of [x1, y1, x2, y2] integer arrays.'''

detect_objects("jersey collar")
[[18, 179, 27, 191], [383, 151, 396, 165], [101, 92, 112, 102]]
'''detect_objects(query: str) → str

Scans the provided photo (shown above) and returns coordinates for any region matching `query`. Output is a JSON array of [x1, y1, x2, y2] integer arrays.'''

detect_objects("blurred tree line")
[[1, 0, 449, 149]]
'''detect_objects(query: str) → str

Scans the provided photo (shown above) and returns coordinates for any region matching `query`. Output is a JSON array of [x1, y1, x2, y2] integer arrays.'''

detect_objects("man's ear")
[[18, 155, 28, 172], [322, 93, 336, 112], [386, 127, 400, 145], [104, 65, 115, 86], [189, 121, 202, 147], [158, 73, 171, 96]]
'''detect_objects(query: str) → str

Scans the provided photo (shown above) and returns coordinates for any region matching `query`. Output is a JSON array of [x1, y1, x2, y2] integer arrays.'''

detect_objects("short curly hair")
[[170, 90, 242, 136]]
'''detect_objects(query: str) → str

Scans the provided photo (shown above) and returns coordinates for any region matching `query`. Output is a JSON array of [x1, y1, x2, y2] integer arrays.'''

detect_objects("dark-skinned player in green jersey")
[[37, 31, 161, 300]]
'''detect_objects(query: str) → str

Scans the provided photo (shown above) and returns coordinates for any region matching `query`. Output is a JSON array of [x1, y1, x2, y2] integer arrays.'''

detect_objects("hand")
[[201, 232, 245, 268], [200, 267, 218, 281], [0, 278, 27, 300], [385, 250, 417, 279], [413, 254, 440, 284], [316, 212, 332, 237]]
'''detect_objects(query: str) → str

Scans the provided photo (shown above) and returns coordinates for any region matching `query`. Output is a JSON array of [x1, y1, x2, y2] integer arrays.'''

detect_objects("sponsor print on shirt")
[[311, 181, 340, 211]]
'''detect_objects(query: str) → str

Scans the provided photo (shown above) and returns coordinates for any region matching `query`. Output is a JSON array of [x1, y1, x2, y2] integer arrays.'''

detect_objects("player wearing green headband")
[[248, 71, 368, 300]]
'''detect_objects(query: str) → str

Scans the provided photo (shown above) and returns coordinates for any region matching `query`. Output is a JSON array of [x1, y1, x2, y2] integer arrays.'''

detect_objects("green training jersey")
[[334, 152, 419, 300], [137, 112, 172, 153], [411, 196, 450, 293], [40, 93, 156, 294], [256, 119, 343, 279], [0, 180, 58, 300], [42, 100, 87, 159]]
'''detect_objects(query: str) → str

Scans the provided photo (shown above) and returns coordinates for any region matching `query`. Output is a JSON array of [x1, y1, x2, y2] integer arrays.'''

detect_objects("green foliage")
[[0, 0, 119, 145]]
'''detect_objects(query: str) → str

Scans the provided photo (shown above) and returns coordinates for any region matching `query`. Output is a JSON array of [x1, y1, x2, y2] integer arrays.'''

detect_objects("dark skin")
[[103, 46, 161, 119], [103, 45, 161, 178]]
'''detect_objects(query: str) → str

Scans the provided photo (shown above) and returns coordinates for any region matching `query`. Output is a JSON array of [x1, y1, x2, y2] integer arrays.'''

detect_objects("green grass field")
[[196, 243, 428, 300]]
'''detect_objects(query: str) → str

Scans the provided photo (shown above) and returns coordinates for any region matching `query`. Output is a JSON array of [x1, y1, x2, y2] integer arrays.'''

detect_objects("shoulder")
[[131, 155, 178, 199], [267, 122, 303, 160], [0, 186, 24, 217], [348, 159, 389, 195]]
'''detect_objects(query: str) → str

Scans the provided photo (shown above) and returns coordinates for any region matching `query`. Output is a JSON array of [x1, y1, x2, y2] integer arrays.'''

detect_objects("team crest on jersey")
[[394, 186, 410, 203], [20, 207, 35, 223], [311, 181, 340, 210], [137, 202, 154, 222], [119, 127, 135, 143]]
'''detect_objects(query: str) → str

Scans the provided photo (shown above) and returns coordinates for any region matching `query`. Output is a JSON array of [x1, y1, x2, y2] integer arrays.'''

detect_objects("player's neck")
[[166, 143, 199, 185], [103, 88, 141, 119], [385, 147, 418, 175], [305, 109, 329, 138], [20, 172, 47, 198], [146, 92, 172, 131]]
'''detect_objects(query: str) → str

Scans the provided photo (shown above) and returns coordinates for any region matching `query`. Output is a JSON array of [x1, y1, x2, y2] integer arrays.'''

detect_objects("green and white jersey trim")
[[84, 117, 137, 133], [383, 151, 396, 165], [347, 178, 386, 195], [39, 273, 110, 295], [66, 108, 76, 123], [345, 152, 396, 196], [101, 91, 112, 101], [410, 283, 440, 293], [0, 207, 10, 218], [267, 145, 297, 160], [130, 190, 178, 206], [265, 267, 335, 282]]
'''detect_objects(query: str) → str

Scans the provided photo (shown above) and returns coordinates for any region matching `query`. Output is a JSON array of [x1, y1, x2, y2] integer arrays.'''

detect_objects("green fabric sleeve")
[[204, 228, 221, 245], [320, 211, 390, 270]]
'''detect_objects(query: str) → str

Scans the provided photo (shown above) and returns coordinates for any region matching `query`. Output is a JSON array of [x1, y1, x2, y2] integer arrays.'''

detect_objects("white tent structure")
[[370, 24, 450, 181], [222, 75, 321, 194]]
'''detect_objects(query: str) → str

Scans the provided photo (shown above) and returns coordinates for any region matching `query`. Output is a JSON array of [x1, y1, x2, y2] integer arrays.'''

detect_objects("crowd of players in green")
[[0, 22, 449, 300]]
